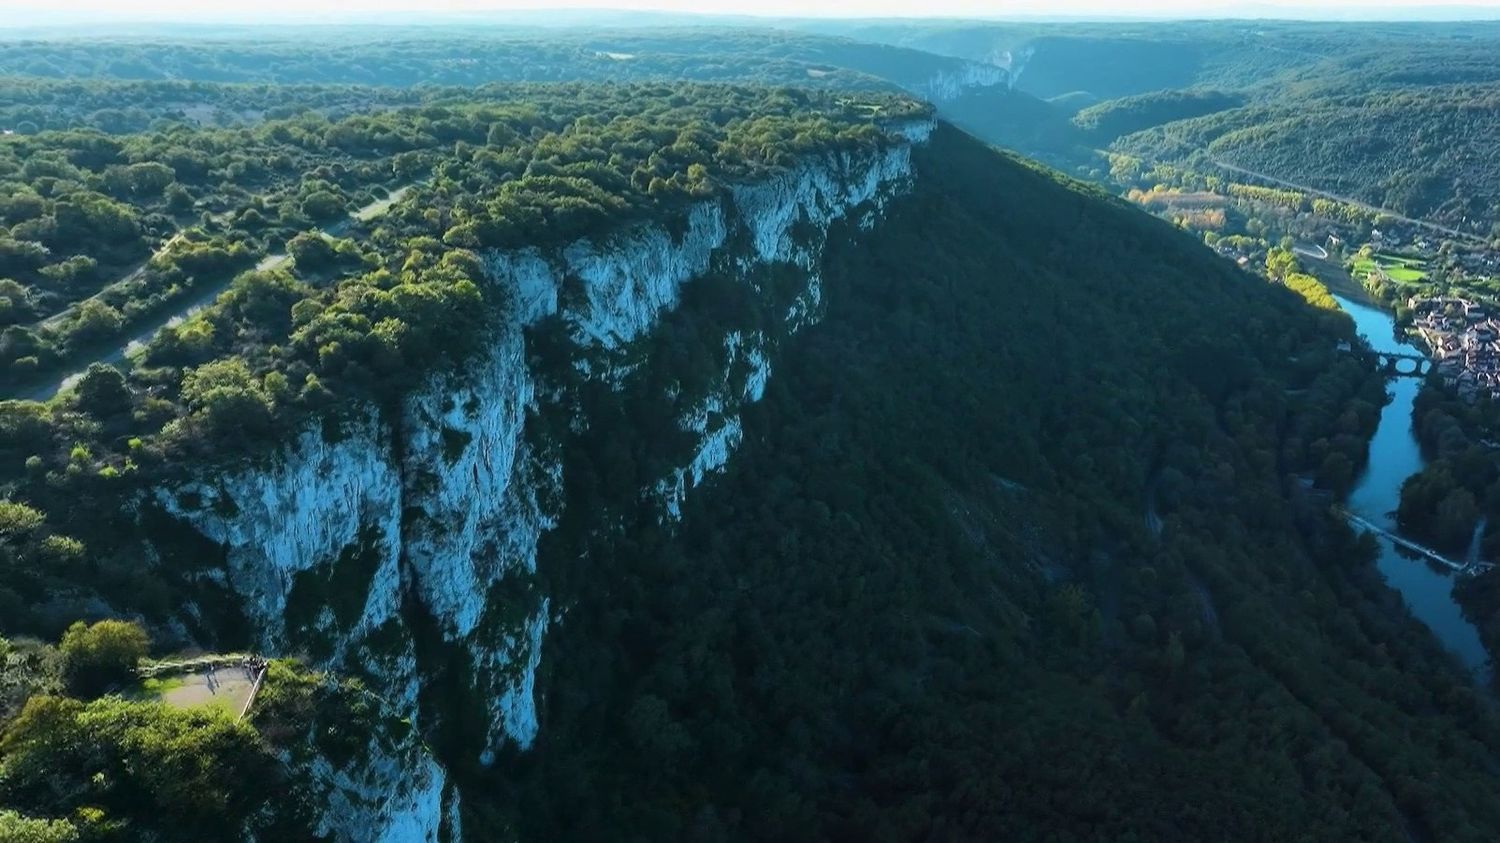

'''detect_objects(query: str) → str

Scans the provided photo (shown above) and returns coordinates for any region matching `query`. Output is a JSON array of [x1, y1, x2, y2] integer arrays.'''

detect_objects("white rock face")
[[732, 143, 916, 267], [917, 61, 1009, 102], [485, 596, 550, 756], [154, 413, 408, 677], [295, 719, 450, 843], [155, 123, 934, 836], [654, 329, 774, 520], [403, 330, 536, 640], [564, 202, 728, 349], [1004, 47, 1036, 90]]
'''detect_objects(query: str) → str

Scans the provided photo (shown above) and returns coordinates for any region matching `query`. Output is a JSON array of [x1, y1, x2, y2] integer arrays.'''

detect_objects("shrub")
[[58, 619, 149, 697], [0, 811, 78, 843]]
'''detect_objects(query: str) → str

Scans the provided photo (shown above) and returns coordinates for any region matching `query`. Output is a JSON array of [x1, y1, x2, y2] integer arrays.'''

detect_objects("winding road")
[[1212, 159, 1484, 244], [12, 184, 415, 404], [1293, 242, 1329, 261]]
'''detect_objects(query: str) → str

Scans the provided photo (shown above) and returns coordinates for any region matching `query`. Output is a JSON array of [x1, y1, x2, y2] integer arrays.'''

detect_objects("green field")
[[1353, 252, 1428, 283]]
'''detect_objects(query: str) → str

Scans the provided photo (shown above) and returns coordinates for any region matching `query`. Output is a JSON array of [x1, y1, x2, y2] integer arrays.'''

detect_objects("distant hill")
[[1071, 89, 1244, 144], [795, 18, 1500, 233], [1112, 83, 1500, 232], [0, 27, 1085, 163], [799, 19, 1500, 100]]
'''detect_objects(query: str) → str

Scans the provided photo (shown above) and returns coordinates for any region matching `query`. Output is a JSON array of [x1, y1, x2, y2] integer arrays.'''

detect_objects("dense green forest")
[[0, 103, 418, 370], [482, 126, 1500, 841], [1112, 84, 1500, 232], [0, 82, 923, 633], [1071, 89, 1243, 144]]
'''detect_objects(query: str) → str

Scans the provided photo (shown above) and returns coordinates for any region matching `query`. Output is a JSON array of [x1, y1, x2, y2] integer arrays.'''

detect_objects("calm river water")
[[1332, 293, 1490, 680]]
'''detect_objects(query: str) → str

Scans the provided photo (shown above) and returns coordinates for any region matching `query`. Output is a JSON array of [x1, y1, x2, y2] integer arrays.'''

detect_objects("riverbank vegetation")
[[1400, 384, 1500, 666]]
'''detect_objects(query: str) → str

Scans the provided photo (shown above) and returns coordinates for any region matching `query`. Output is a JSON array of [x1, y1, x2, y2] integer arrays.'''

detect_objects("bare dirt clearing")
[[152, 665, 258, 716]]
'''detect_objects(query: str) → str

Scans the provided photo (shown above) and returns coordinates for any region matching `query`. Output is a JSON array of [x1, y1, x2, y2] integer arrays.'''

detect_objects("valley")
[[6, 9, 1500, 843]]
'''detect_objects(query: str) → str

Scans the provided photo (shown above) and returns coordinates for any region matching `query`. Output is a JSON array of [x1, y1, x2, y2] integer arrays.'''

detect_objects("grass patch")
[[140, 675, 187, 696], [1353, 253, 1428, 284]]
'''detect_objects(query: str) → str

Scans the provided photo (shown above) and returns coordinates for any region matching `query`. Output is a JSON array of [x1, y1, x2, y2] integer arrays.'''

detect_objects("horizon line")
[[8, 4, 1500, 29]]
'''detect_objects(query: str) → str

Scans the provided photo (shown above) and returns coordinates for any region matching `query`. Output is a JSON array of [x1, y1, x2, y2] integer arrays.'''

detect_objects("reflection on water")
[[1332, 293, 1490, 681]]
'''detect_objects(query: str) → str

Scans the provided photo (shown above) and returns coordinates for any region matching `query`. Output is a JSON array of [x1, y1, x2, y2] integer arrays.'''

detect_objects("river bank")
[[1333, 292, 1491, 682]]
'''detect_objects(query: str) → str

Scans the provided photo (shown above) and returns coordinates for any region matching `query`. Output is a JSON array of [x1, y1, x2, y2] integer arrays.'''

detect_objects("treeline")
[[0, 77, 436, 135], [0, 29, 952, 93], [1399, 388, 1500, 554], [1399, 385, 1500, 667]]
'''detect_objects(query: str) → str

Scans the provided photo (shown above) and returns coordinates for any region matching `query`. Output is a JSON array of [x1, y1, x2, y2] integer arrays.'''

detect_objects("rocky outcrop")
[[296, 733, 451, 843], [917, 61, 1009, 102], [153, 119, 935, 839]]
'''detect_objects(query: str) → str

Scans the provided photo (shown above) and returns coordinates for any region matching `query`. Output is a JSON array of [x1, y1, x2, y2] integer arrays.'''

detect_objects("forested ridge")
[[480, 128, 1500, 841], [0, 29, 1082, 176], [0, 29, 982, 93], [1071, 89, 1243, 144], [1112, 83, 1500, 231], [0, 82, 922, 633], [0, 81, 924, 840]]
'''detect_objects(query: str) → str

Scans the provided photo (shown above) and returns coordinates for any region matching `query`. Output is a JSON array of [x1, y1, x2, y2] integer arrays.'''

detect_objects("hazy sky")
[[9, 0, 1500, 23]]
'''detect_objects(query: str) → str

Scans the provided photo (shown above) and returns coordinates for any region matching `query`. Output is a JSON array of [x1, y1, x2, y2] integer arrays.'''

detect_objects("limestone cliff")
[[152, 119, 934, 839], [916, 61, 1009, 102]]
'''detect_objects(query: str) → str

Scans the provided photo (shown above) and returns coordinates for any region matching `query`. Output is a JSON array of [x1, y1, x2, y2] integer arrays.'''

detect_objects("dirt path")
[[13, 183, 417, 403], [31, 204, 240, 333]]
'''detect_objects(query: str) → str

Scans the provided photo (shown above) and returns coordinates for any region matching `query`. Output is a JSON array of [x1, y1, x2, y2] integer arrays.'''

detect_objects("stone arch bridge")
[[1371, 352, 1432, 377]]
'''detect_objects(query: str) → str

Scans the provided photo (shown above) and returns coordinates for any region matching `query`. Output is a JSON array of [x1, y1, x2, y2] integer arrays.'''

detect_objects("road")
[[1212, 159, 1485, 244], [1338, 506, 1480, 574], [13, 184, 415, 403], [32, 204, 243, 333], [1293, 242, 1329, 261]]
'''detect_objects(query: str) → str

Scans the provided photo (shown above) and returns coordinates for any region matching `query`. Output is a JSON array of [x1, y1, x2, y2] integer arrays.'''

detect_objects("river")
[[1333, 292, 1491, 681]]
